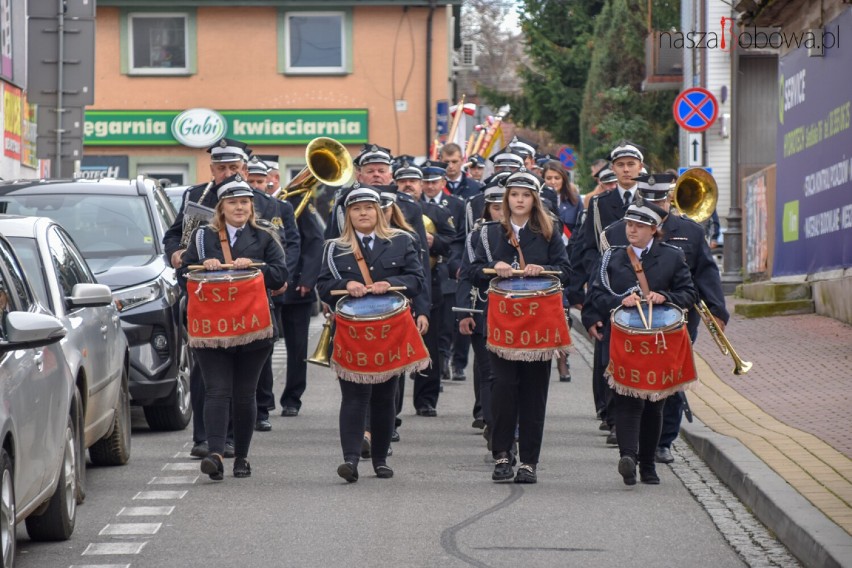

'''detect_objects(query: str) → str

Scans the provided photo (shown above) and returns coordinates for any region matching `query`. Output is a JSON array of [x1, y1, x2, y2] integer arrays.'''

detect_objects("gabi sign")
[[84, 109, 368, 146]]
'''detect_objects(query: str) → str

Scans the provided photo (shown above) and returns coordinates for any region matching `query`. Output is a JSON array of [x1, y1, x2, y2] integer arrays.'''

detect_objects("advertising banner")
[[78, 155, 129, 179], [774, 8, 852, 275], [3, 82, 21, 159], [22, 98, 37, 168], [84, 109, 369, 146]]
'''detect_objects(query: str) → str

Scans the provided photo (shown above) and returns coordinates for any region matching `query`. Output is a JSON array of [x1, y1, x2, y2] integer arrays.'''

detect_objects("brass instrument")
[[672, 168, 718, 224], [422, 214, 438, 268], [281, 137, 354, 218], [307, 313, 332, 367], [696, 300, 752, 375], [179, 181, 215, 248]]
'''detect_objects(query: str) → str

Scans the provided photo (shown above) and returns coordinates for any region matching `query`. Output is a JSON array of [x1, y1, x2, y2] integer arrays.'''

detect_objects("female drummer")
[[317, 186, 425, 483], [582, 202, 696, 486], [182, 175, 288, 481], [470, 169, 572, 484]]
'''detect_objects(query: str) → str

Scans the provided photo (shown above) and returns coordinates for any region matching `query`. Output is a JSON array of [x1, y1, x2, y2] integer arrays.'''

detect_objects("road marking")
[[118, 506, 174, 516], [100, 523, 162, 536], [81, 542, 147, 555], [162, 462, 199, 471], [173, 452, 193, 458], [133, 490, 187, 500], [148, 475, 198, 485], [70, 565, 131, 568]]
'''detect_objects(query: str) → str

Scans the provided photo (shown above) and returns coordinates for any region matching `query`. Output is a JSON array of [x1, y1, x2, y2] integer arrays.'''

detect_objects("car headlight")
[[113, 281, 163, 312]]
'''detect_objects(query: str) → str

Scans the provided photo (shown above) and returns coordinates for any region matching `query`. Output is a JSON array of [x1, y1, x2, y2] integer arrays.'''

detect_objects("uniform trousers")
[[196, 344, 272, 458], [339, 377, 397, 466], [279, 301, 313, 410], [489, 355, 551, 465], [452, 321, 471, 372], [413, 295, 442, 410], [471, 333, 492, 423], [592, 339, 612, 424], [189, 357, 234, 446], [613, 392, 666, 465], [658, 325, 697, 449], [256, 303, 284, 419]]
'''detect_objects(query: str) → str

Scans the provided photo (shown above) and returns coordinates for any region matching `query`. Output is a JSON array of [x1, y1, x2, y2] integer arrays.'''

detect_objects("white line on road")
[[69, 564, 131, 568], [148, 475, 198, 485], [118, 506, 175, 516], [81, 542, 148, 555], [133, 490, 187, 500], [99, 523, 162, 536], [162, 462, 199, 471]]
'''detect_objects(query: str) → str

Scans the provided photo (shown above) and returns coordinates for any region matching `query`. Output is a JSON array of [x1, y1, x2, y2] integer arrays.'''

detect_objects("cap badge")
[[219, 139, 227, 148], [370, 144, 378, 152], [647, 175, 656, 185], [234, 174, 243, 182]]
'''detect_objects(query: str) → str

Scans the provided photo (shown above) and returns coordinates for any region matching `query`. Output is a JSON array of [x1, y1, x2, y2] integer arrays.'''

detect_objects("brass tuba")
[[281, 137, 354, 218], [422, 215, 438, 268], [672, 168, 717, 224], [307, 313, 332, 367]]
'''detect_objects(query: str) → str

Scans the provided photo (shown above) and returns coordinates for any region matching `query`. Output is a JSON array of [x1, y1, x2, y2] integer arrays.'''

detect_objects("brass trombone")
[[307, 313, 332, 367], [281, 137, 354, 218], [696, 300, 753, 375]]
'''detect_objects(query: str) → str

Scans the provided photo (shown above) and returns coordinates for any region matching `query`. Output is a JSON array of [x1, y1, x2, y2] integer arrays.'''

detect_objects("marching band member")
[[182, 175, 289, 481], [582, 201, 696, 486], [441, 142, 482, 200], [470, 170, 572, 484], [464, 153, 487, 182], [317, 187, 426, 483]]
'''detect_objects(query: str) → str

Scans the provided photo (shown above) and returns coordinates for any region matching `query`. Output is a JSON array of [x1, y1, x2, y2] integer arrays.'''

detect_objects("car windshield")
[[0, 194, 157, 271], [6, 237, 50, 310]]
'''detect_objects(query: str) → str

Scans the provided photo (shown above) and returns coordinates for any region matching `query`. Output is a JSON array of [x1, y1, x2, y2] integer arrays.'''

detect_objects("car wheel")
[[0, 449, 15, 568], [25, 415, 77, 541], [89, 367, 131, 466], [143, 342, 192, 431], [73, 389, 86, 505]]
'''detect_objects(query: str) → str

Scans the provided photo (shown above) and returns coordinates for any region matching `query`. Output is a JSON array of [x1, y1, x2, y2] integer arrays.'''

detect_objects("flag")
[[449, 103, 476, 156]]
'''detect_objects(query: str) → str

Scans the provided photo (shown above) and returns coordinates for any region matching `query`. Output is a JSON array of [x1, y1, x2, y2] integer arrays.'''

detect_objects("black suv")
[[0, 176, 192, 431]]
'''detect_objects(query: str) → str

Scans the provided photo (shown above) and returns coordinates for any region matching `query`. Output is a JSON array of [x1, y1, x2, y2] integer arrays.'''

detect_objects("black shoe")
[[559, 371, 572, 382], [492, 454, 514, 482], [618, 456, 637, 486], [254, 419, 272, 432], [599, 420, 610, 431], [391, 429, 400, 443], [439, 383, 444, 393], [606, 427, 618, 446], [514, 464, 537, 484], [224, 443, 235, 459], [452, 368, 466, 381], [374, 464, 394, 479], [416, 405, 437, 417], [233, 457, 252, 478], [472, 417, 485, 429], [440, 359, 451, 381], [280, 407, 299, 417], [337, 462, 359, 483], [640, 465, 660, 485], [361, 436, 371, 459], [655, 446, 674, 464], [190, 441, 209, 459], [200, 454, 224, 481], [386, 445, 393, 457]]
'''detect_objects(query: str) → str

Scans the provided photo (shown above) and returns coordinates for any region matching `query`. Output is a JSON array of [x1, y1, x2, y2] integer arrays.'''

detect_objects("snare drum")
[[186, 269, 273, 348], [607, 302, 697, 400], [486, 275, 570, 361], [331, 291, 429, 383]]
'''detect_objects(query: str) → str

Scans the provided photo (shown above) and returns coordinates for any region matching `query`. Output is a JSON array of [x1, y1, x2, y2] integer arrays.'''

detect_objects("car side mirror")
[[0, 311, 66, 351], [68, 283, 115, 308]]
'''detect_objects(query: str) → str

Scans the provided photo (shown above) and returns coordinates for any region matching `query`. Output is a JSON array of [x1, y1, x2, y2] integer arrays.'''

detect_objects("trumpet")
[[281, 137, 354, 218], [307, 313, 332, 367], [696, 300, 752, 375]]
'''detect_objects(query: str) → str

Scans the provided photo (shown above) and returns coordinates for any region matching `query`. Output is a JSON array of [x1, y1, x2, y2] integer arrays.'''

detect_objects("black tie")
[[361, 236, 373, 261], [623, 191, 633, 210], [640, 247, 649, 261], [232, 229, 242, 246]]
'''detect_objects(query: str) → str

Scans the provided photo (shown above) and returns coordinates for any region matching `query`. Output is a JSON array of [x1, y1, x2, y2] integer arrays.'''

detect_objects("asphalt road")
[[15, 320, 777, 568]]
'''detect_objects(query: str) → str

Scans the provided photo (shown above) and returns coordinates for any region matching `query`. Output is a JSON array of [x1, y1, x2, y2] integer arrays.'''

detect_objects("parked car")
[[0, 232, 83, 566], [0, 216, 131, 502], [164, 186, 187, 213], [0, 177, 191, 432]]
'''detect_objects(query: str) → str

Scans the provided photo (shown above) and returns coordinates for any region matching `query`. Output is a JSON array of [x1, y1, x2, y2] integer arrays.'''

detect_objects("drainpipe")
[[425, 1, 436, 155]]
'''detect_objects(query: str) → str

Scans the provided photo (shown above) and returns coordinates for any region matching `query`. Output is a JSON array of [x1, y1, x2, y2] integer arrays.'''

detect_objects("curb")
[[681, 418, 852, 568]]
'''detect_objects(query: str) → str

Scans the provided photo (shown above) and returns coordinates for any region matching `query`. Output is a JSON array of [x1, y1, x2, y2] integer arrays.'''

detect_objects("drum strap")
[[218, 228, 234, 264], [626, 247, 650, 298], [509, 234, 526, 269], [353, 246, 374, 286]]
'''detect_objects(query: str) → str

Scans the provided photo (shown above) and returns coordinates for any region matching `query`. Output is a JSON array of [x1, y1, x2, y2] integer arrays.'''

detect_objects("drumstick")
[[634, 295, 650, 330], [482, 269, 561, 275], [329, 286, 408, 297], [648, 301, 654, 329], [187, 262, 266, 271]]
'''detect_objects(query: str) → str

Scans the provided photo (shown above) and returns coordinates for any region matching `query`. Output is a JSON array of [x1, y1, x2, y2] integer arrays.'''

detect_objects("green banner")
[[84, 109, 369, 145]]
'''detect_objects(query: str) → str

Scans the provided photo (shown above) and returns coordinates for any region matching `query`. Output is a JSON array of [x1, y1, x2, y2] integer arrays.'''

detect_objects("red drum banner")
[[607, 324, 697, 400], [187, 270, 272, 348], [332, 309, 429, 383], [486, 289, 570, 361]]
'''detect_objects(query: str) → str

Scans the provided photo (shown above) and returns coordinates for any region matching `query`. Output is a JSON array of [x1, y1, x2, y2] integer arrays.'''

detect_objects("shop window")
[[126, 12, 195, 75], [281, 11, 350, 75]]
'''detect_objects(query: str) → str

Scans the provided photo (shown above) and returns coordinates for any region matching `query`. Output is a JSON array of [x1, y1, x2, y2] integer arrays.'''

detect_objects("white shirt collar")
[[447, 174, 462, 184], [355, 230, 376, 247], [631, 242, 651, 259], [510, 220, 527, 239], [226, 223, 246, 244]]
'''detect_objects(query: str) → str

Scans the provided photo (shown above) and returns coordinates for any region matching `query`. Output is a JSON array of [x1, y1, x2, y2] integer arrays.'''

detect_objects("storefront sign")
[[774, 8, 852, 275], [77, 155, 129, 179], [22, 99, 37, 168], [3, 83, 21, 159], [171, 108, 226, 148], [84, 109, 369, 146]]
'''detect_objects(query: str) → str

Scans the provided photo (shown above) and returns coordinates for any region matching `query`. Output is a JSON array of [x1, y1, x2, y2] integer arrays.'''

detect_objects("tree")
[[457, 0, 525, 98]]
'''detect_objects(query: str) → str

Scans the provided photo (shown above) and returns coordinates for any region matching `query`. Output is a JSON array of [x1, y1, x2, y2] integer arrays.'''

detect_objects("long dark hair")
[[541, 161, 579, 206]]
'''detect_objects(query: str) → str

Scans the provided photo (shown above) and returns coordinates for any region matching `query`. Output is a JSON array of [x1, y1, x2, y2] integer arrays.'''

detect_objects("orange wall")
[[91, 5, 451, 180]]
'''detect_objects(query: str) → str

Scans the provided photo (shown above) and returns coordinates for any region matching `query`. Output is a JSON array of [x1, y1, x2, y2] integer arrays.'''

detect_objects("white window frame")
[[127, 12, 190, 76], [284, 11, 346, 75]]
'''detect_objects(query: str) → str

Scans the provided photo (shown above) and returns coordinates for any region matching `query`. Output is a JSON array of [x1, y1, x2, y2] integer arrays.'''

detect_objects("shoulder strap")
[[509, 233, 526, 269], [218, 228, 234, 264], [352, 244, 374, 286], [626, 247, 650, 298]]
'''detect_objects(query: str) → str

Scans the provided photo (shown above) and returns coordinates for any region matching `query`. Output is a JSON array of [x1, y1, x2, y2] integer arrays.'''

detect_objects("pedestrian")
[[182, 175, 289, 481]]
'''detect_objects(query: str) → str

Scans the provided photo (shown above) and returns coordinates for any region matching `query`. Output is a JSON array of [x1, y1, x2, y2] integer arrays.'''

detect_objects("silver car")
[[0, 232, 84, 566], [0, 217, 131, 500]]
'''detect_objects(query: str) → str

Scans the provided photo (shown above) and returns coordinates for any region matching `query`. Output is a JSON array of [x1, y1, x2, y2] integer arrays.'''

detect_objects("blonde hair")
[[336, 201, 407, 250], [209, 197, 279, 241], [387, 203, 415, 233], [501, 186, 554, 242]]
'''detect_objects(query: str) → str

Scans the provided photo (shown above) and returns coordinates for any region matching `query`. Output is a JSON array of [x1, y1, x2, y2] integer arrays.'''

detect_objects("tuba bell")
[[672, 168, 718, 224], [307, 313, 332, 367], [281, 137, 355, 218]]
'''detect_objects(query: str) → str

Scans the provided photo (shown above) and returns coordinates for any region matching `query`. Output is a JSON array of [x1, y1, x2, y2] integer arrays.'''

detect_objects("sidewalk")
[[681, 297, 852, 567]]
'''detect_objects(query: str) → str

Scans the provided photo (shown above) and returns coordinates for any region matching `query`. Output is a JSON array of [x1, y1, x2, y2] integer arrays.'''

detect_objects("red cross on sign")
[[673, 88, 719, 133]]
